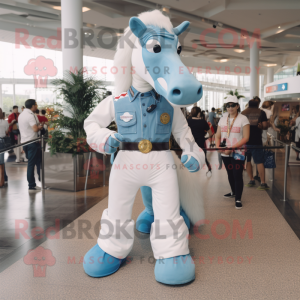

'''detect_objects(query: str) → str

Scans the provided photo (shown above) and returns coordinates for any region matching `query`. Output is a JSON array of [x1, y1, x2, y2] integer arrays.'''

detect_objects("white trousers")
[[97, 150, 189, 259]]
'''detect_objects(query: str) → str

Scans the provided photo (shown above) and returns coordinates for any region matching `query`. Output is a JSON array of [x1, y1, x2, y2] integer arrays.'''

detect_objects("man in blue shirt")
[[208, 107, 217, 125]]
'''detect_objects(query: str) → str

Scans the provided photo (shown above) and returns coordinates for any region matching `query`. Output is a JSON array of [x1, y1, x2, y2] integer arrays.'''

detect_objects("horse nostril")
[[197, 87, 202, 95], [172, 89, 181, 96]]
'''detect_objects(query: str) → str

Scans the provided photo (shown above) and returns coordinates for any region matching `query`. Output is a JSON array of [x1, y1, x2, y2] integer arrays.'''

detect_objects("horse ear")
[[129, 17, 147, 38], [173, 21, 190, 36]]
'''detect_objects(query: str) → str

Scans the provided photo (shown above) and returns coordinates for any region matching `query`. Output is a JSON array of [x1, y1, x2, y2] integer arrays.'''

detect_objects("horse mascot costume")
[[83, 9, 205, 285]]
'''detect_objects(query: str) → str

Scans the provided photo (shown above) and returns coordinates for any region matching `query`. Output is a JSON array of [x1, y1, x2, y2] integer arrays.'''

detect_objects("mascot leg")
[[84, 152, 138, 278], [136, 186, 154, 233], [149, 152, 195, 285], [137, 186, 190, 234]]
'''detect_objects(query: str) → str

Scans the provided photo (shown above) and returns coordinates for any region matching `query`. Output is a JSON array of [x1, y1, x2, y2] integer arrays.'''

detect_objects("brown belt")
[[119, 142, 169, 151]]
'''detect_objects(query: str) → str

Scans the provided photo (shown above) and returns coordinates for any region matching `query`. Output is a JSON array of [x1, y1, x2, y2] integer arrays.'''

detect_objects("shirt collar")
[[128, 86, 161, 102]]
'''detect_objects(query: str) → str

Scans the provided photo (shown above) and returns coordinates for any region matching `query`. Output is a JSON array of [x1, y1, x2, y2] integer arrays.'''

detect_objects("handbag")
[[0, 136, 11, 150], [264, 150, 276, 169]]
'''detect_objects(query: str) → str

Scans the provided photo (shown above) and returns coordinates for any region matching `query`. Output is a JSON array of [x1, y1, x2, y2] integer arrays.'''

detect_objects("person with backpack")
[[242, 100, 269, 190]]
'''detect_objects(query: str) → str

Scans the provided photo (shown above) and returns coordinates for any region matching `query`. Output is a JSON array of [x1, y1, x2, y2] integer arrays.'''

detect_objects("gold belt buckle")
[[138, 139, 152, 153]]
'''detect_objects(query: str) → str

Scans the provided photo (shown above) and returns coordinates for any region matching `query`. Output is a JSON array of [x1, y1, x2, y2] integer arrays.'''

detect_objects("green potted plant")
[[44, 70, 108, 191]]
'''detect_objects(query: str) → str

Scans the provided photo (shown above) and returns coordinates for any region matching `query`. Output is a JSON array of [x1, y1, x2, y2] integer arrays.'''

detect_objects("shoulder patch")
[[114, 92, 128, 101]]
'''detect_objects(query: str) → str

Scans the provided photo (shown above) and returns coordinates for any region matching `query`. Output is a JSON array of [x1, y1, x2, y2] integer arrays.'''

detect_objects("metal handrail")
[[272, 138, 287, 146], [268, 133, 290, 201], [0, 135, 47, 191], [206, 145, 284, 151], [0, 137, 43, 154], [291, 145, 300, 152]]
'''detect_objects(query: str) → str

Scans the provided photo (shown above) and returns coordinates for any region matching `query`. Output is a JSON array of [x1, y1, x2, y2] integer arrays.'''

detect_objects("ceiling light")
[[234, 49, 245, 53], [278, 26, 281, 28], [214, 59, 229, 63], [52, 6, 90, 12], [265, 64, 277, 67], [162, 7, 170, 13]]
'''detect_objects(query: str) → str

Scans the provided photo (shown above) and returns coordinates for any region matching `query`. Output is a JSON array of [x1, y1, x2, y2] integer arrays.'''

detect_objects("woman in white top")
[[269, 104, 281, 142], [0, 108, 9, 187], [215, 95, 250, 209], [295, 113, 300, 161]]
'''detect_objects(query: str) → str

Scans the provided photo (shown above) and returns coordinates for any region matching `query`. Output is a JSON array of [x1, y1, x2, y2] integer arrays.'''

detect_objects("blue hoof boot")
[[155, 254, 195, 285], [136, 209, 154, 234], [180, 208, 190, 230], [83, 244, 125, 277]]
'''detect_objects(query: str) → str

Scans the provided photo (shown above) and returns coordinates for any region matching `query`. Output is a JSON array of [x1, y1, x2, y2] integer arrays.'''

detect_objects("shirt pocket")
[[155, 110, 172, 134], [116, 111, 137, 134]]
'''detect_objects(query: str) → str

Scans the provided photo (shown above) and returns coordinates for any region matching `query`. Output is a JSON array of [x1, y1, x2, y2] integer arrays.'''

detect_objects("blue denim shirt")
[[114, 86, 174, 143]]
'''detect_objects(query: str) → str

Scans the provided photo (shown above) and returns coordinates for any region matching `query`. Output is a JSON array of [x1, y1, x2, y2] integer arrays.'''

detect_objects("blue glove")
[[104, 133, 124, 154], [181, 155, 200, 173]]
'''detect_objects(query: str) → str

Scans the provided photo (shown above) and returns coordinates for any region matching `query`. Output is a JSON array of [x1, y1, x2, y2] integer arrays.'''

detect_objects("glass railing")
[[266, 134, 300, 202], [0, 135, 111, 192]]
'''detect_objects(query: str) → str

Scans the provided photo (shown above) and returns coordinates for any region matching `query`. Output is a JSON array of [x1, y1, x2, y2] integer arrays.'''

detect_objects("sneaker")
[[235, 200, 242, 209], [257, 183, 270, 190], [245, 180, 255, 187], [224, 192, 235, 198], [206, 170, 212, 178]]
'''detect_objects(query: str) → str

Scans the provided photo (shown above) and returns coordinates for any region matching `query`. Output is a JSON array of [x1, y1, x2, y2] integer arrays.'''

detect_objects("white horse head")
[[114, 10, 203, 106]]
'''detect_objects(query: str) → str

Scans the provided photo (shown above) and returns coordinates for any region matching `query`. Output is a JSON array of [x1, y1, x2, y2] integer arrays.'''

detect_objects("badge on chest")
[[120, 112, 133, 122], [160, 113, 170, 124]]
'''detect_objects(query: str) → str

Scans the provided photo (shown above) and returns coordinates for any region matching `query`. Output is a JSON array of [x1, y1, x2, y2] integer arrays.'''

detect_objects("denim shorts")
[[246, 148, 264, 164], [0, 153, 4, 165]]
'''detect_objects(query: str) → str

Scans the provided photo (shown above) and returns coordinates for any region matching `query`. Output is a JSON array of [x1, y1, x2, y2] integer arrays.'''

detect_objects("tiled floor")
[[0, 155, 108, 273], [0, 150, 300, 299]]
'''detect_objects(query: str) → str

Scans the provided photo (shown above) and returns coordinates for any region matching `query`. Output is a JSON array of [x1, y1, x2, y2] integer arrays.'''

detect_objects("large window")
[[1, 84, 14, 115], [274, 66, 297, 81], [15, 84, 35, 108]]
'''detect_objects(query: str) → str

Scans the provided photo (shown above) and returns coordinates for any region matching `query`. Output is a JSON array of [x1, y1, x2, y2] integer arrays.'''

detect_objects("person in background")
[[187, 107, 212, 175], [261, 100, 274, 146], [7, 105, 20, 148], [216, 95, 250, 209], [295, 112, 300, 161], [0, 108, 9, 188], [1, 112, 8, 182], [290, 105, 300, 160], [205, 110, 209, 120], [21, 106, 25, 112], [269, 104, 281, 140], [18, 99, 43, 192], [242, 100, 269, 190], [38, 109, 49, 126], [208, 107, 217, 147]]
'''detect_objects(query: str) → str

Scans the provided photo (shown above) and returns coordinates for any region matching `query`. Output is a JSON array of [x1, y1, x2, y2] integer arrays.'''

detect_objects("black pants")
[[222, 156, 244, 201], [23, 143, 41, 189], [9, 132, 17, 146], [196, 138, 211, 170]]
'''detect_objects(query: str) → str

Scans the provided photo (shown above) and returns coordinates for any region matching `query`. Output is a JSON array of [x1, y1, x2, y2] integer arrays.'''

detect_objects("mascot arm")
[[84, 95, 116, 154], [172, 107, 206, 170]]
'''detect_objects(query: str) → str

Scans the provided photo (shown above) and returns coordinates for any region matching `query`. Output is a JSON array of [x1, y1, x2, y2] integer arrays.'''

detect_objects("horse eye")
[[177, 45, 182, 55], [153, 44, 161, 53]]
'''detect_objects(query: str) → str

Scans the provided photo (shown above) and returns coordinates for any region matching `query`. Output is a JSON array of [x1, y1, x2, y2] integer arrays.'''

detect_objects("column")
[[13, 83, 15, 106], [267, 67, 274, 84], [61, 0, 83, 73], [250, 40, 259, 98]]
